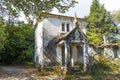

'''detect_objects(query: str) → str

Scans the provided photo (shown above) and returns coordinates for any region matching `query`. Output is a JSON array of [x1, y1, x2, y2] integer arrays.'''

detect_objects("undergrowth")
[[37, 66, 62, 76], [37, 55, 120, 80]]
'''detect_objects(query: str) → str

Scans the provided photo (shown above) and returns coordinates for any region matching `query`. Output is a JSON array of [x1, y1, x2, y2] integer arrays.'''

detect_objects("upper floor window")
[[61, 22, 70, 32], [62, 23, 65, 31], [66, 23, 70, 32]]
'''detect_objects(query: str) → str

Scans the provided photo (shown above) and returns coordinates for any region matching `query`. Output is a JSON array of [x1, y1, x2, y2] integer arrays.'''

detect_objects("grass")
[[37, 66, 62, 76], [37, 55, 120, 80], [65, 55, 120, 80]]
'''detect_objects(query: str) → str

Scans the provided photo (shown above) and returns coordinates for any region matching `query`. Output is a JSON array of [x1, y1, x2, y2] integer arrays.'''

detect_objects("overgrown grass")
[[65, 55, 120, 80], [37, 66, 62, 76], [37, 55, 120, 80]]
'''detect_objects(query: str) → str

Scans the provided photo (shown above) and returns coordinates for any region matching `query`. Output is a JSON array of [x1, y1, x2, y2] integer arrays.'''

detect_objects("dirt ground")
[[0, 65, 119, 80], [0, 65, 60, 80]]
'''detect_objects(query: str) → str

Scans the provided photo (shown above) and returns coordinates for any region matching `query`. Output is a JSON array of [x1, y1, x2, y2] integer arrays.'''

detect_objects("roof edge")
[[46, 13, 86, 21]]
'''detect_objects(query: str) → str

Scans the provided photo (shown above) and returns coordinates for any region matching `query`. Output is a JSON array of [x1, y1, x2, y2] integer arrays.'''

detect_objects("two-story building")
[[34, 13, 89, 70]]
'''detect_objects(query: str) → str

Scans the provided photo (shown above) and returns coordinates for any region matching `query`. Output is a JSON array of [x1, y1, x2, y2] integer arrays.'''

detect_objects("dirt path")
[[0, 65, 39, 80], [0, 65, 61, 80], [0, 65, 119, 80]]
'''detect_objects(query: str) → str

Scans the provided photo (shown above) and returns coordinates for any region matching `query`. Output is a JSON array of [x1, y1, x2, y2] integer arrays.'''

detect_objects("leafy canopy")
[[86, 0, 117, 44], [112, 10, 120, 23], [0, 22, 34, 64], [4, 0, 77, 24], [0, 18, 6, 49]]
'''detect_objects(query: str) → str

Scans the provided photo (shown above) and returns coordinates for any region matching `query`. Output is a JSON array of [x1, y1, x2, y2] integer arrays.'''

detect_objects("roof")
[[97, 43, 120, 48], [89, 43, 120, 48], [46, 13, 86, 21], [57, 27, 88, 43]]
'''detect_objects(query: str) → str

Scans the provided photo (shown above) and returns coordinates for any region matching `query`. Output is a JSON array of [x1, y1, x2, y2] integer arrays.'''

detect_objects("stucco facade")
[[34, 13, 89, 71]]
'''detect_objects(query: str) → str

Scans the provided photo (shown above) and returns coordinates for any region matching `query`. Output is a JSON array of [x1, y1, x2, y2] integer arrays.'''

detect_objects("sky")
[[51, 0, 120, 18]]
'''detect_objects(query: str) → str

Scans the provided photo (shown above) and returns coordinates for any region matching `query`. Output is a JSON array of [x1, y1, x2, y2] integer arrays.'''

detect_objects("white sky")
[[51, 0, 120, 18]]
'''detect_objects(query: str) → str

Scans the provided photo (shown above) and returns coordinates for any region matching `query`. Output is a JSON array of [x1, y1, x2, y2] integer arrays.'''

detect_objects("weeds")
[[37, 66, 61, 76], [37, 55, 120, 80]]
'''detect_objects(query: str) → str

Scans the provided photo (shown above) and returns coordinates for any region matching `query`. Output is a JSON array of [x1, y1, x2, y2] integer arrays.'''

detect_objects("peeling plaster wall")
[[34, 22, 43, 65], [88, 46, 98, 64], [88, 46, 97, 56], [117, 47, 120, 58], [42, 17, 73, 65], [43, 17, 73, 48], [56, 46, 62, 64], [42, 17, 86, 48], [35, 15, 87, 66], [71, 45, 78, 62], [104, 48, 114, 58], [88, 46, 120, 59], [78, 21, 87, 34]]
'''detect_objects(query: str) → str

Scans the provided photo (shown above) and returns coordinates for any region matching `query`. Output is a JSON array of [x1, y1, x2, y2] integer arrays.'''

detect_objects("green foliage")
[[0, 19, 6, 49], [0, 22, 34, 64], [0, 19, 7, 60], [87, 32, 102, 44], [112, 10, 120, 23], [3, 0, 77, 24], [116, 39, 120, 43], [90, 56, 111, 75], [86, 0, 117, 44], [89, 55, 120, 80], [65, 55, 120, 80], [37, 66, 61, 76]]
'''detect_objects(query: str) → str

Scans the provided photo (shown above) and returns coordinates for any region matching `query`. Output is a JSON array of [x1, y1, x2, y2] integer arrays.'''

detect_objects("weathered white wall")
[[42, 17, 87, 48], [71, 45, 83, 63], [117, 23, 120, 32], [104, 48, 114, 58], [117, 47, 120, 58], [79, 21, 87, 34], [88, 46, 97, 56], [35, 15, 86, 66], [56, 45, 62, 64], [34, 22, 43, 66], [43, 17, 73, 48], [71, 45, 77, 63]]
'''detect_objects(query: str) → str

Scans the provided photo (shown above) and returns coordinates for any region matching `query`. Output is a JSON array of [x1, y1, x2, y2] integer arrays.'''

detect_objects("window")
[[61, 23, 70, 32], [62, 23, 65, 31], [66, 23, 70, 32]]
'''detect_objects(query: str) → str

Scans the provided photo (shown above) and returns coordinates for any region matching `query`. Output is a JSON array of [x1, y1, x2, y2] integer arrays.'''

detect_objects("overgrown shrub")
[[0, 22, 34, 64], [90, 55, 120, 75]]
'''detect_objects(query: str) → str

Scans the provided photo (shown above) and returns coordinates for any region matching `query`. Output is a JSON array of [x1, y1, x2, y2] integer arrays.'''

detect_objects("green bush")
[[0, 22, 34, 64], [90, 55, 120, 75]]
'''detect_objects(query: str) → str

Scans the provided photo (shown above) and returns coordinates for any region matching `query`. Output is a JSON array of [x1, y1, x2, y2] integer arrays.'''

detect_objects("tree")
[[0, 22, 34, 64], [0, 18, 6, 49], [86, 0, 117, 44], [112, 10, 120, 23], [2, 0, 77, 66], [0, 18, 6, 60], [3, 0, 77, 27]]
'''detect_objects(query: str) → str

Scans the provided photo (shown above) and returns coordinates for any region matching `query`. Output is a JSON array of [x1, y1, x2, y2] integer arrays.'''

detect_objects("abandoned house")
[[34, 13, 89, 69]]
